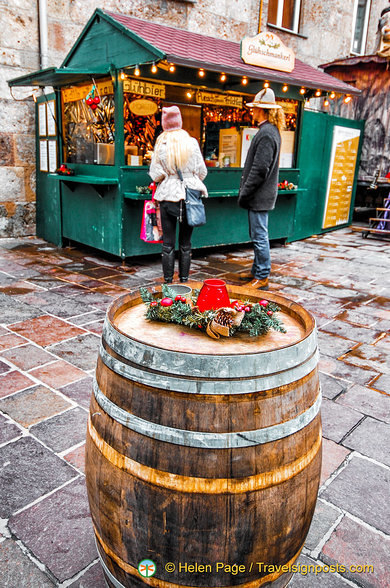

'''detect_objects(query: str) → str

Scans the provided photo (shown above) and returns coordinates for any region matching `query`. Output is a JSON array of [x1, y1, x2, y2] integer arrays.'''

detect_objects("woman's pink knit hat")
[[161, 105, 183, 131]]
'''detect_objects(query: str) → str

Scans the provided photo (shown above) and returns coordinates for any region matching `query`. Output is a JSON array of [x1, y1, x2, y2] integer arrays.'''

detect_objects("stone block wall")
[[0, 0, 388, 237]]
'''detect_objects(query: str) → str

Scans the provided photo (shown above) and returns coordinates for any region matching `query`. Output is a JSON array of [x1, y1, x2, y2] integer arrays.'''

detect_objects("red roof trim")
[[104, 10, 359, 95]]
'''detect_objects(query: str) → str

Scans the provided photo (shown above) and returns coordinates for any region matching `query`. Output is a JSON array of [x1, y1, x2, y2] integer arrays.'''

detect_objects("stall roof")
[[103, 10, 359, 95], [321, 54, 388, 69], [8, 8, 359, 95]]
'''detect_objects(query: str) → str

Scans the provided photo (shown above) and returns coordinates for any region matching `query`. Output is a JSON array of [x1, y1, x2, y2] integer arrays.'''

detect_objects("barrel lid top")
[[107, 283, 315, 356]]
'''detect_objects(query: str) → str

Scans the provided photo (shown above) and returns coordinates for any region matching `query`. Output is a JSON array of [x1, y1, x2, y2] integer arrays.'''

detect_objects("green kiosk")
[[9, 9, 363, 259]]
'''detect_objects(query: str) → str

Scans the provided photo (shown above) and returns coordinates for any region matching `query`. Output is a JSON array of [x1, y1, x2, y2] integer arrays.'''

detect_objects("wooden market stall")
[[8, 9, 363, 258]]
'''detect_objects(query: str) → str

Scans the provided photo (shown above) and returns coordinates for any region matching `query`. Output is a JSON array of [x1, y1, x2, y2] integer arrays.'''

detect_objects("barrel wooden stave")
[[86, 286, 322, 588], [86, 427, 320, 587]]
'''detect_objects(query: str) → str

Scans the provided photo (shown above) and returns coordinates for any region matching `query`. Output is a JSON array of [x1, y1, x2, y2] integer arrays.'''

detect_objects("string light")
[[263, 81, 269, 88], [198, 69, 205, 77], [220, 73, 226, 82], [151, 63, 157, 74], [186, 90, 193, 99], [120, 70, 126, 80], [330, 91, 336, 99], [169, 63, 176, 73], [315, 90, 321, 97], [134, 65, 140, 77], [299, 87, 305, 95], [324, 99, 330, 107], [242, 77, 248, 85], [282, 84, 288, 92], [344, 95, 352, 103]]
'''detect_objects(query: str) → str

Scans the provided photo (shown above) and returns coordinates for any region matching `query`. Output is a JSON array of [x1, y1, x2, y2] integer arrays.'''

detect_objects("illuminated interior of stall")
[[62, 78, 115, 165]]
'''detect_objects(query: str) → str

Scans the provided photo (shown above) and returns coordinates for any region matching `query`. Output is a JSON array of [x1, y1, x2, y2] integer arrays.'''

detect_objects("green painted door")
[[35, 93, 62, 246], [294, 110, 364, 241]]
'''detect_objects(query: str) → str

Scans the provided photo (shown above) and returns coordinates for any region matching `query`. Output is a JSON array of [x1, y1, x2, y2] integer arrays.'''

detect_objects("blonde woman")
[[149, 106, 207, 283], [238, 88, 285, 290]]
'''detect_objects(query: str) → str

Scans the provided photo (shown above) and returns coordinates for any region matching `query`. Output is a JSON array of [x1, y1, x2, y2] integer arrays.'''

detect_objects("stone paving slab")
[[0, 370, 36, 399], [0, 385, 72, 427], [321, 515, 389, 587], [0, 437, 77, 518], [9, 477, 96, 584], [337, 384, 390, 423], [59, 376, 94, 410], [342, 417, 390, 466], [0, 539, 55, 587], [321, 398, 363, 443], [0, 342, 56, 371], [68, 562, 106, 588], [321, 456, 390, 535], [30, 407, 88, 453], [29, 360, 87, 389], [320, 438, 350, 486], [8, 315, 87, 347], [46, 333, 100, 372], [290, 554, 352, 586], [0, 413, 22, 444]]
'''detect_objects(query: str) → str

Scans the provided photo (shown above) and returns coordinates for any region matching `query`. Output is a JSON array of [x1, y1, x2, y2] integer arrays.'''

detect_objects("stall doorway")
[[163, 102, 202, 143]]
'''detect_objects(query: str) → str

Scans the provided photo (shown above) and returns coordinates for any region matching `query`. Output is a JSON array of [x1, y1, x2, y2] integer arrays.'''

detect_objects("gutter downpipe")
[[38, 0, 49, 70]]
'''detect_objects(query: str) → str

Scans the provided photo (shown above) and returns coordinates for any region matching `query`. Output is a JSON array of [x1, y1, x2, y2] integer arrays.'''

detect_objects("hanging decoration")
[[140, 285, 286, 340], [85, 83, 101, 111]]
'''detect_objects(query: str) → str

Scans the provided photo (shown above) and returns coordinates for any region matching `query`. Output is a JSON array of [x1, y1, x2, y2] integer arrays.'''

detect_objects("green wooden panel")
[[35, 94, 62, 246], [61, 184, 122, 256], [294, 110, 364, 242], [64, 15, 161, 71]]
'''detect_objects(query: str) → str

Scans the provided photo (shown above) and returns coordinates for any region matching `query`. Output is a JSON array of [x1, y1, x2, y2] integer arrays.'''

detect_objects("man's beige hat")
[[246, 88, 282, 109]]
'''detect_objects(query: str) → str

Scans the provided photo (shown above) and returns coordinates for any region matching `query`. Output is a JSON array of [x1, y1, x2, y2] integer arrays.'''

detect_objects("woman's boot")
[[162, 245, 175, 283], [179, 246, 191, 282]]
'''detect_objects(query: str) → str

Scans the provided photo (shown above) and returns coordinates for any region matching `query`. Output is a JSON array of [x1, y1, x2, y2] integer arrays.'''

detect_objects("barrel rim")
[[105, 282, 316, 356]]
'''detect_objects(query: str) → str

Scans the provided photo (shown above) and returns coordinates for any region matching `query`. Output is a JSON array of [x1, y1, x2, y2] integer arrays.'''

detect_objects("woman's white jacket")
[[149, 137, 208, 202]]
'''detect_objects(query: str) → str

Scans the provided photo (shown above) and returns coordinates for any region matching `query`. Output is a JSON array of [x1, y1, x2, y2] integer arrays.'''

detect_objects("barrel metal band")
[[94, 524, 304, 588], [103, 318, 317, 379], [89, 416, 322, 493], [99, 344, 319, 395], [93, 380, 321, 448]]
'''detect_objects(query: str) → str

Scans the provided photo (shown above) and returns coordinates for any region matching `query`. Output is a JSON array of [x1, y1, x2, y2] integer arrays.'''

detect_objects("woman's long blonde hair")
[[266, 108, 286, 134], [154, 129, 193, 171]]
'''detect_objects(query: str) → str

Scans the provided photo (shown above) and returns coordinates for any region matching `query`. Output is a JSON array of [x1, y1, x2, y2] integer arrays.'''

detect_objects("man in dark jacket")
[[238, 88, 283, 290]]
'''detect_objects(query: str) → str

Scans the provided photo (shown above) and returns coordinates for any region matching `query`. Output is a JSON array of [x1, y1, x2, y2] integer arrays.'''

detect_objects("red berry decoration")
[[150, 301, 158, 307], [90, 103, 97, 111], [86, 97, 94, 105], [93, 96, 100, 104], [259, 300, 268, 307], [244, 306, 251, 313], [161, 297, 173, 307], [175, 295, 182, 302], [267, 310, 273, 316], [180, 296, 187, 303]]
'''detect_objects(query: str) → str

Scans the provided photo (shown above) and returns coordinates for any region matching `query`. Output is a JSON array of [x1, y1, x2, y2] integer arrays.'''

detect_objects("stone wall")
[[1, 0, 388, 237]]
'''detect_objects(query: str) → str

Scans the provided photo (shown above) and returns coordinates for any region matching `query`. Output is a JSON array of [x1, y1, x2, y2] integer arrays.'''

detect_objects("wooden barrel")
[[85, 283, 321, 588]]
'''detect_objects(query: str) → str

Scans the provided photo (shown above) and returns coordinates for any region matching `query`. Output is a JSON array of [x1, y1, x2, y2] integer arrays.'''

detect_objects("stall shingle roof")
[[105, 10, 359, 95]]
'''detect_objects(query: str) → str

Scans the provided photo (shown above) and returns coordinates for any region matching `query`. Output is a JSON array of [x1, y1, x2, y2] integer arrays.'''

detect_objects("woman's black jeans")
[[159, 200, 193, 283]]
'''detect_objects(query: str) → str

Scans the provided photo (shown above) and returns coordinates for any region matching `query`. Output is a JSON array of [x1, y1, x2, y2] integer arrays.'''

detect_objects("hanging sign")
[[62, 80, 114, 103], [196, 91, 243, 108], [129, 99, 158, 116], [124, 79, 165, 98], [241, 32, 295, 73], [322, 126, 361, 229]]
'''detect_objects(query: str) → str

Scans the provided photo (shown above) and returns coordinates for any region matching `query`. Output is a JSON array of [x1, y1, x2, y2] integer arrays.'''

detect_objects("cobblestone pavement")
[[0, 229, 388, 588]]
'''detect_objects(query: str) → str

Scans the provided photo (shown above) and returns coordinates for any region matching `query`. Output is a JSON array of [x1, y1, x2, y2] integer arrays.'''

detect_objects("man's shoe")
[[237, 271, 253, 281], [247, 277, 269, 290]]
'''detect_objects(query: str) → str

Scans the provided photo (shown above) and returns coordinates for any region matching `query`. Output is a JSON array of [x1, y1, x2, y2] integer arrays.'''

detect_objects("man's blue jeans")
[[248, 210, 271, 279]]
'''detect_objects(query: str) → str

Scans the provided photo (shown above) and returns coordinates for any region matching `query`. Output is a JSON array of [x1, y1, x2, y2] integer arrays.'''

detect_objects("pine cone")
[[215, 309, 235, 327]]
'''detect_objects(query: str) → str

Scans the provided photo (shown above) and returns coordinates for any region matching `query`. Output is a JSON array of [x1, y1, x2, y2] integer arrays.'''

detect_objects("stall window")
[[278, 99, 298, 168], [124, 93, 162, 166], [351, 0, 371, 55], [268, 0, 302, 33], [62, 79, 115, 165]]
